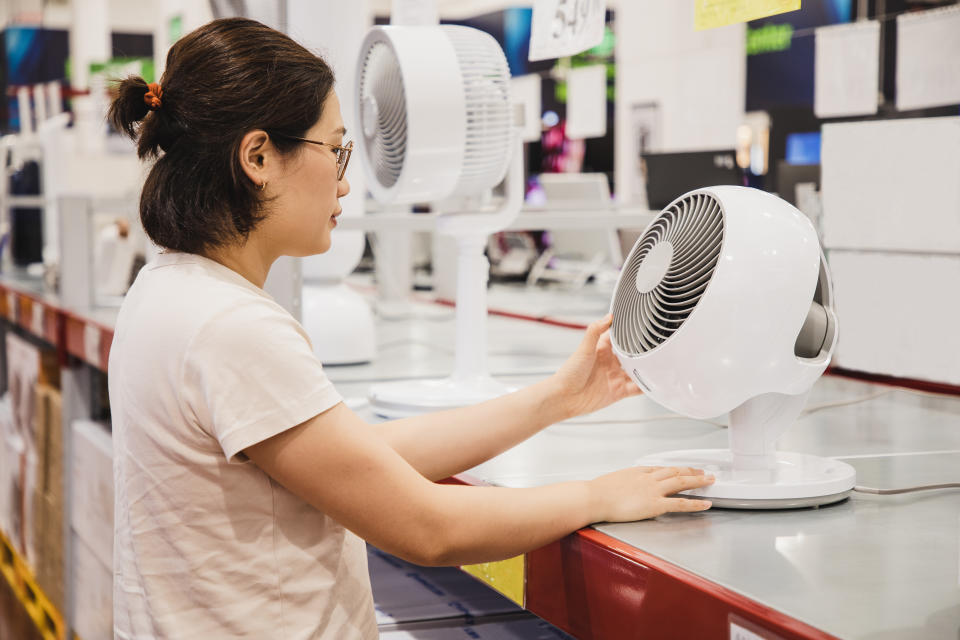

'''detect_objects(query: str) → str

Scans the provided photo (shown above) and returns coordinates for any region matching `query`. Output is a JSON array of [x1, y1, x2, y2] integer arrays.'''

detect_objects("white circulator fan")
[[610, 186, 856, 509], [356, 24, 522, 418]]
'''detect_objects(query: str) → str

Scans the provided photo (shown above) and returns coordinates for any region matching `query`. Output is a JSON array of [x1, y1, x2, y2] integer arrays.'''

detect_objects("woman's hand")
[[549, 314, 642, 420], [587, 466, 714, 522]]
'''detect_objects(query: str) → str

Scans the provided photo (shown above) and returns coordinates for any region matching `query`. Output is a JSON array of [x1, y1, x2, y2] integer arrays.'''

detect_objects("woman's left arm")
[[372, 314, 641, 482]]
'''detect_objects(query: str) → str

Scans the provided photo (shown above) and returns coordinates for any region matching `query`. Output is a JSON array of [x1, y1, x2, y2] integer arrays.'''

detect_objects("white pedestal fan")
[[355, 24, 522, 417]]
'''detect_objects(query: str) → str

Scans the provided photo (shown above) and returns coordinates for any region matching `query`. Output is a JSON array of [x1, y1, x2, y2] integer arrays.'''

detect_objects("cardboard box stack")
[[4, 333, 39, 561], [0, 394, 17, 541], [70, 419, 114, 640], [32, 383, 64, 611]]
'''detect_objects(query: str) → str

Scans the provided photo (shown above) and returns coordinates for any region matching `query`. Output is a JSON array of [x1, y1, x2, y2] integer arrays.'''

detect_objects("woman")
[[107, 18, 713, 640]]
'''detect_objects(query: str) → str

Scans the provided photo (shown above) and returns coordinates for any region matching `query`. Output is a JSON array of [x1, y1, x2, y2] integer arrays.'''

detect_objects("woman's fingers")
[[573, 315, 612, 360], [650, 467, 679, 480], [595, 330, 613, 354], [661, 473, 716, 495], [650, 466, 703, 480], [663, 497, 713, 512]]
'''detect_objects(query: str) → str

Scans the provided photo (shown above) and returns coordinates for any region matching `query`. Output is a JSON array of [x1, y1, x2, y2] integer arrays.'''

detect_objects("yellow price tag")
[[695, 0, 801, 30], [461, 555, 525, 606]]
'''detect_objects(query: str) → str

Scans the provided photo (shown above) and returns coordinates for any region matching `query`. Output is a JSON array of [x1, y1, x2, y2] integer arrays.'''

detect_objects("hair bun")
[[108, 75, 153, 139]]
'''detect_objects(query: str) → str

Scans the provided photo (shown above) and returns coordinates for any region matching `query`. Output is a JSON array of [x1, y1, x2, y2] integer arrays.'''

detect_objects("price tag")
[[695, 0, 801, 31], [84, 323, 102, 368], [529, 0, 606, 62], [31, 302, 44, 336], [461, 555, 525, 606], [731, 623, 767, 640], [729, 615, 785, 640]]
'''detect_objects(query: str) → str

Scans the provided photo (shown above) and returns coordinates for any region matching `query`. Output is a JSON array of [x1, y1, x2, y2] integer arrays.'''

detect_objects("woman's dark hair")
[[108, 18, 335, 254]]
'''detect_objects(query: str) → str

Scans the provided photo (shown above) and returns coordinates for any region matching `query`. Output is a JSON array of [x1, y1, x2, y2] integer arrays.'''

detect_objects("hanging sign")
[[695, 0, 801, 31]]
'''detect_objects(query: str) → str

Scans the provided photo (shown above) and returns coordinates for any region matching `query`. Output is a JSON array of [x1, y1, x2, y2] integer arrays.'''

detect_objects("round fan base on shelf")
[[635, 449, 856, 509], [370, 376, 517, 418]]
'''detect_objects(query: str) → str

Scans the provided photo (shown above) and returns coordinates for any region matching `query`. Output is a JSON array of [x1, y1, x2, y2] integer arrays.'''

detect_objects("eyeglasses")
[[269, 132, 353, 180]]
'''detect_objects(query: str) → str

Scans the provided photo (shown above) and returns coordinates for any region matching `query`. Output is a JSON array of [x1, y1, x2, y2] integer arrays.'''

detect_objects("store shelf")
[[0, 528, 65, 640], [0, 276, 114, 372], [444, 475, 835, 640], [1, 274, 955, 639]]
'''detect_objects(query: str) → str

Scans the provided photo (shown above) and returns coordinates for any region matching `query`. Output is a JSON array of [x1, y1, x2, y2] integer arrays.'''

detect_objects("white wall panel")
[[108, 0, 156, 33], [821, 117, 960, 253], [153, 0, 214, 78], [829, 250, 960, 385]]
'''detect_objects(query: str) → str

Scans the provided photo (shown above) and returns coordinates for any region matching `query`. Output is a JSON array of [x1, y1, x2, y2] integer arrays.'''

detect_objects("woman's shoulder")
[[120, 253, 294, 344]]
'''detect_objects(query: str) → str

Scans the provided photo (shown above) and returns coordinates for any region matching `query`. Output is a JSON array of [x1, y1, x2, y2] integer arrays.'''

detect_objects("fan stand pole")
[[727, 391, 809, 477], [452, 232, 491, 382]]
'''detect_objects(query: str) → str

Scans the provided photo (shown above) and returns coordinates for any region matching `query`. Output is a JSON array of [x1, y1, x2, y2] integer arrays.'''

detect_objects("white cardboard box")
[[72, 533, 113, 640], [0, 429, 23, 546], [829, 250, 960, 385], [70, 419, 113, 567]]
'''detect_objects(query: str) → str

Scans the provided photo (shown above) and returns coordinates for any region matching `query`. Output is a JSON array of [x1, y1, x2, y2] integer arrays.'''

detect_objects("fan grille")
[[444, 26, 512, 195], [612, 192, 724, 355], [359, 41, 407, 189]]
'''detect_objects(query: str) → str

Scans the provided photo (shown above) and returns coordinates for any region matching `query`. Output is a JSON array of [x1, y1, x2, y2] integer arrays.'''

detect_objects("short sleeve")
[[181, 300, 343, 462]]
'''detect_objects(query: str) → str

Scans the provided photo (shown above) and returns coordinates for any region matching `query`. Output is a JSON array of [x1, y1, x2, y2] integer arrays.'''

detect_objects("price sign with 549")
[[529, 0, 606, 62]]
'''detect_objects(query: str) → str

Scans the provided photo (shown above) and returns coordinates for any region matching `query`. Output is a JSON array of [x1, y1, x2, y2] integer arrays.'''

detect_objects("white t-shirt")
[[108, 252, 377, 639]]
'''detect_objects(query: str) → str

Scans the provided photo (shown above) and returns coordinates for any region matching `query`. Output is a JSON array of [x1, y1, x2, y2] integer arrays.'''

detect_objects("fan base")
[[635, 449, 856, 509], [370, 376, 517, 418]]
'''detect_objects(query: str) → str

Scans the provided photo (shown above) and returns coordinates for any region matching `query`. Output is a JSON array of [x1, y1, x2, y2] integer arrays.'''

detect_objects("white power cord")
[[854, 483, 960, 495], [797, 389, 892, 417]]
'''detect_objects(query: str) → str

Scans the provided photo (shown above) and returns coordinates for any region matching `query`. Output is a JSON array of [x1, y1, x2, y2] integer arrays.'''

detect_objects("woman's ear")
[[238, 130, 271, 188]]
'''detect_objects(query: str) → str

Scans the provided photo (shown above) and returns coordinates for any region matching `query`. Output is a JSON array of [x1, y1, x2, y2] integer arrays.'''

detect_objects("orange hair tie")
[[144, 83, 163, 110]]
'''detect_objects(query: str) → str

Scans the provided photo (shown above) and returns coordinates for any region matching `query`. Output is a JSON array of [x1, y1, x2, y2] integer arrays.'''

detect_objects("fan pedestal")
[[636, 393, 856, 508], [635, 449, 855, 509], [369, 234, 516, 418]]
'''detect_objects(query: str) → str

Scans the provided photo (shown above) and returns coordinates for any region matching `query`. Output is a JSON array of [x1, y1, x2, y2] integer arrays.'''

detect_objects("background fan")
[[356, 24, 522, 418], [611, 185, 855, 509]]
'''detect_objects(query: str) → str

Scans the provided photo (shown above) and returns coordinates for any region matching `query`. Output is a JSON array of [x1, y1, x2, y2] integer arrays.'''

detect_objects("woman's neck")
[[203, 238, 276, 289]]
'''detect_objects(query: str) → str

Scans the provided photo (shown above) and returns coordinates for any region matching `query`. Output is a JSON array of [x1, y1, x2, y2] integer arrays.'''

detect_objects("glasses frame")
[[269, 132, 353, 180]]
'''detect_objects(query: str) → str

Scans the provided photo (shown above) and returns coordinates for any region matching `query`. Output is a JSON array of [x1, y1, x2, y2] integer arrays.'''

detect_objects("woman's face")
[[267, 91, 350, 256]]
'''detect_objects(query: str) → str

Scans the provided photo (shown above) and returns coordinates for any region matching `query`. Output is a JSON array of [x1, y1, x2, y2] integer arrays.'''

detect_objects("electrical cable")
[[799, 385, 960, 418], [797, 389, 892, 416], [854, 483, 960, 495]]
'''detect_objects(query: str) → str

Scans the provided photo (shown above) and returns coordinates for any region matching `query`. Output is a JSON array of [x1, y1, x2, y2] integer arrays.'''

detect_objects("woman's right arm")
[[244, 402, 713, 566]]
